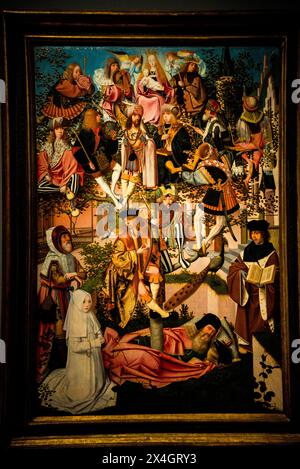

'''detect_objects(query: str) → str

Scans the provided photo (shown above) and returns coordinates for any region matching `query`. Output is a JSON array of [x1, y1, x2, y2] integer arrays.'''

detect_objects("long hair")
[[145, 52, 170, 88], [82, 109, 99, 130], [125, 114, 142, 130], [62, 63, 82, 82], [180, 61, 199, 76], [104, 57, 120, 79], [46, 129, 69, 144], [158, 112, 177, 135]]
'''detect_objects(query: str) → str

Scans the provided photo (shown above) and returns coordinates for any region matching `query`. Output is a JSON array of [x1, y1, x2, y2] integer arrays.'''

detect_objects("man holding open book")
[[227, 220, 279, 347]]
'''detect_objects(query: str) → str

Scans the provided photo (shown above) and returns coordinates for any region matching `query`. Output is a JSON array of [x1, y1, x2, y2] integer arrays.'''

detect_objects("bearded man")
[[121, 104, 158, 205], [100, 57, 134, 126], [36, 225, 86, 383], [102, 313, 240, 389], [173, 59, 207, 115]]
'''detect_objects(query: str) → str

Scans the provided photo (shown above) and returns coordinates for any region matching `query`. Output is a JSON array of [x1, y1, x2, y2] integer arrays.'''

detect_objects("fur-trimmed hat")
[[195, 313, 221, 331]]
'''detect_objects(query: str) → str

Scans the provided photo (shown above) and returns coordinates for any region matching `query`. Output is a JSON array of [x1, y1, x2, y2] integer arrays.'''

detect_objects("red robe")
[[42, 78, 92, 119], [227, 250, 279, 343], [37, 147, 84, 187], [102, 326, 215, 389]]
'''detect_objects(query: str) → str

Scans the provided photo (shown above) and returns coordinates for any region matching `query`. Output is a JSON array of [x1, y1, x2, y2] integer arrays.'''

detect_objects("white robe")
[[39, 290, 117, 414]]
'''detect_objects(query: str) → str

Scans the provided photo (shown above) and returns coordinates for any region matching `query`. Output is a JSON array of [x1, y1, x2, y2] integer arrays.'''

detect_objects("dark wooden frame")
[[1, 10, 300, 450]]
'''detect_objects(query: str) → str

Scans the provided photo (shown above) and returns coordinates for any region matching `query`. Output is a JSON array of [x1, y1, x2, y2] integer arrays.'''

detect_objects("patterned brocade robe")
[[102, 228, 162, 329]]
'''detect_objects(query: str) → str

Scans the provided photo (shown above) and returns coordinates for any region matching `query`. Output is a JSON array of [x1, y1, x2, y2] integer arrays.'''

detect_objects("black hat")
[[195, 313, 221, 331], [119, 208, 139, 219], [247, 219, 270, 232]]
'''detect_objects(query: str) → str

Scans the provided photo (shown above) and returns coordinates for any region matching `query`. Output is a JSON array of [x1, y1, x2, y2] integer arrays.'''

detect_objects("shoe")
[[201, 240, 207, 256], [149, 311, 162, 320], [147, 299, 170, 318], [165, 161, 182, 175], [182, 159, 199, 171]]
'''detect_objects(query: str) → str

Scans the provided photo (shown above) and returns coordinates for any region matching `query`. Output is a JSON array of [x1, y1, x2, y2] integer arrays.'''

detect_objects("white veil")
[[63, 289, 101, 340]]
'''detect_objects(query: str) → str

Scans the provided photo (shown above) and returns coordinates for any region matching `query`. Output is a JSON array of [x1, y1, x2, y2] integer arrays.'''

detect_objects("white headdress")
[[63, 290, 100, 340]]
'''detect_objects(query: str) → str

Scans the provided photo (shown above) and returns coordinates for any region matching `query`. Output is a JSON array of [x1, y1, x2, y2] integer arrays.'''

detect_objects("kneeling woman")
[[39, 290, 117, 414]]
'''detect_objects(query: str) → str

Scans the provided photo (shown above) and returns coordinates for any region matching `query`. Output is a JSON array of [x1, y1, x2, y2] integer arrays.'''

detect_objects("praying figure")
[[38, 290, 117, 414]]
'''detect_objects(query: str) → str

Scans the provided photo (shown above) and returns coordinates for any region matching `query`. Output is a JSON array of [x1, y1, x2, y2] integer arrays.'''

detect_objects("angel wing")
[[177, 50, 196, 58], [107, 50, 130, 63], [93, 68, 114, 89], [177, 50, 206, 77]]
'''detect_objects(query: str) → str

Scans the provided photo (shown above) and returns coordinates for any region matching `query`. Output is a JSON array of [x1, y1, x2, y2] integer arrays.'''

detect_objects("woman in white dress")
[[39, 289, 117, 414]]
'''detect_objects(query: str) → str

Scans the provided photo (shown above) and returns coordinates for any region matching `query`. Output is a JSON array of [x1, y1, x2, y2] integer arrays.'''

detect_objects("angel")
[[42, 62, 94, 120], [164, 51, 185, 81]]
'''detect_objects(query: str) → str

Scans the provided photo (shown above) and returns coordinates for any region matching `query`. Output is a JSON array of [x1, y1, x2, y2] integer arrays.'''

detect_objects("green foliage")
[[35, 47, 71, 115], [37, 175, 109, 227], [80, 241, 113, 293], [233, 51, 258, 93], [201, 49, 221, 96]]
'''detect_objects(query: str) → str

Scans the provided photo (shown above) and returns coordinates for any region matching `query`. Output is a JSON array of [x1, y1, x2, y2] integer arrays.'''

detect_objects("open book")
[[246, 263, 276, 285]]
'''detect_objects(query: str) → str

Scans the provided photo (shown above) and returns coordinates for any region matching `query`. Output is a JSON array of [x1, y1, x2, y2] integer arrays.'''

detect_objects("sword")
[[220, 189, 237, 242]]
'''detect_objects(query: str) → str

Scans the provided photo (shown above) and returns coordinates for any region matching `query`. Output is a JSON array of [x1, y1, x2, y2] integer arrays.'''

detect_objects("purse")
[[129, 151, 137, 161], [39, 285, 57, 323]]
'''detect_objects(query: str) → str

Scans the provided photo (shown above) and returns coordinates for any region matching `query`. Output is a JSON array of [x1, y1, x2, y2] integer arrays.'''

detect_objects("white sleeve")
[[236, 119, 251, 142], [68, 338, 91, 353]]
